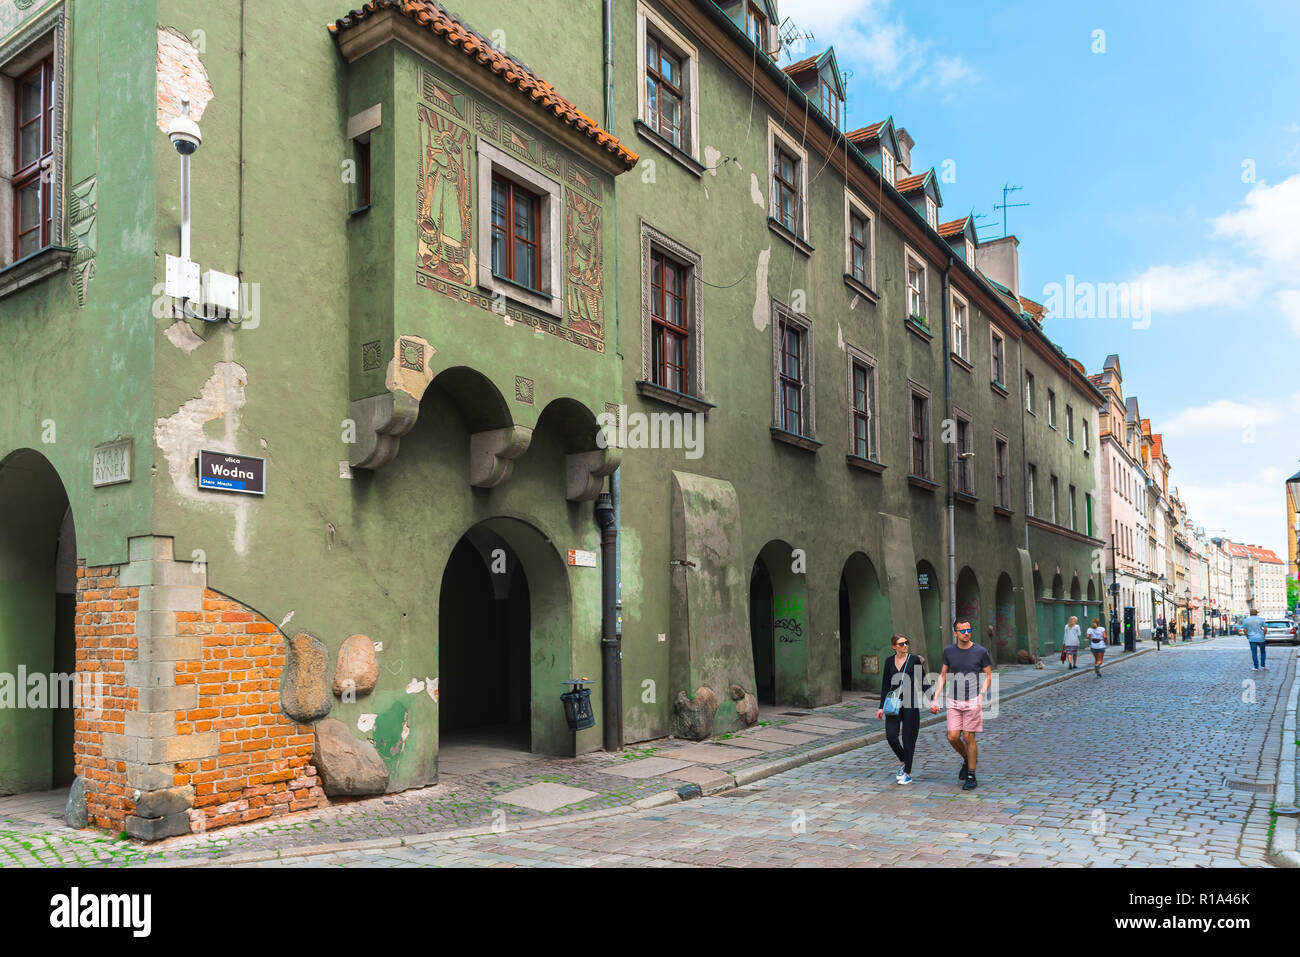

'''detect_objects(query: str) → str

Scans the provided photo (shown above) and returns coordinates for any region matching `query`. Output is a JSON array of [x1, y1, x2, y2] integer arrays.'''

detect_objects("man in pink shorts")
[[929, 619, 993, 790]]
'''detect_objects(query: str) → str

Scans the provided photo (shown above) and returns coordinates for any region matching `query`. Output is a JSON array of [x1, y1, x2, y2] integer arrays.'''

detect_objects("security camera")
[[167, 94, 202, 155]]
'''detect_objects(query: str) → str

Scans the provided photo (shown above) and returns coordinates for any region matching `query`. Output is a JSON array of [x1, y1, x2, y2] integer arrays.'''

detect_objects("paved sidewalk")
[[223, 638, 1289, 868], [0, 643, 1150, 867]]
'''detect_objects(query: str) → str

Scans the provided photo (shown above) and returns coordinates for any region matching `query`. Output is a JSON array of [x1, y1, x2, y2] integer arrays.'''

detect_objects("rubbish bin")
[[561, 678, 595, 732]]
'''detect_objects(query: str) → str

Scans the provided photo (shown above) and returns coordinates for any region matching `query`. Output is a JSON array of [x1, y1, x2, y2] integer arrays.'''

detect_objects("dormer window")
[[746, 3, 769, 53], [925, 198, 937, 230], [965, 238, 975, 264], [881, 148, 895, 186]]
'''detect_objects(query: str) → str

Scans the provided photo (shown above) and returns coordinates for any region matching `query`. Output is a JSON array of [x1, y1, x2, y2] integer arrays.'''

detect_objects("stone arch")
[[838, 552, 891, 693], [994, 572, 1019, 662], [955, 566, 981, 643], [915, 559, 943, 662], [535, 397, 618, 502], [0, 448, 77, 794], [438, 515, 575, 757], [750, 539, 809, 707]]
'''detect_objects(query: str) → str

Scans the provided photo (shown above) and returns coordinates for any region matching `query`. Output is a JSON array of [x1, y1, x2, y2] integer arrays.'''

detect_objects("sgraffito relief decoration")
[[473, 102, 498, 139], [68, 175, 97, 307], [565, 191, 603, 341], [514, 376, 535, 404], [417, 106, 474, 287], [502, 123, 538, 164], [414, 78, 607, 354], [422, 71, 466, 120], [565, 159, 601, 202], [361, 339, 382, 372]]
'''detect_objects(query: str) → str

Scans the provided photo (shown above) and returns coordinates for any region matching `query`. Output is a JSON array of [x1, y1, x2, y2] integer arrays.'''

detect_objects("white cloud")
[[1161, 398, 1280, 437], [781, 0, 975, 92], [1131, 260, 1259, 315], [1278, 290, 1300, 335], [1210, 175, 1300, 268]]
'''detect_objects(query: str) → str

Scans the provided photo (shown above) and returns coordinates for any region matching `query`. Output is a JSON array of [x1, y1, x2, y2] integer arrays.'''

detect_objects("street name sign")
[[196, 449, 266, 495]]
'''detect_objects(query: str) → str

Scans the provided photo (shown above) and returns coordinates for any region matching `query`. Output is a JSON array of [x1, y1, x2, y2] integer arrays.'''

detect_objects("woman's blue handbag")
[[883, 654, 910, 716]]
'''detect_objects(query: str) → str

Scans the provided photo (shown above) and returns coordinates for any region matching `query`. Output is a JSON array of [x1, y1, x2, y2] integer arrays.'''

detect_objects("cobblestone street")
[[228, 639, 1295, 867]]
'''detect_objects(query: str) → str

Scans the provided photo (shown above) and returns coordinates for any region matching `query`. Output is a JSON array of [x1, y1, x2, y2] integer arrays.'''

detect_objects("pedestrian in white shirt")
[[1062, 616, 1081, 670], [1086, 618, 1107, 676]]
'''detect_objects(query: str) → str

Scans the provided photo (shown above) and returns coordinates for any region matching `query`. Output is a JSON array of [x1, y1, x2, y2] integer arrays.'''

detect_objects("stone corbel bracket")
[[470, 426, 533, 488], [349, 390, 421, 470], [566, 446, 621, 502]]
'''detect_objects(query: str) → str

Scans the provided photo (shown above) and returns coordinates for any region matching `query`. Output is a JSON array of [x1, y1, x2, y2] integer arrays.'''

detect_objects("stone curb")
[[1267, 649, 1300, 868], [168, 646, 1154, 867]]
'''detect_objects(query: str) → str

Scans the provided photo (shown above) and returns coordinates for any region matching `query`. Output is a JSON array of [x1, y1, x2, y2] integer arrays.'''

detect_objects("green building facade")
[[0, 0, 1105, 838]]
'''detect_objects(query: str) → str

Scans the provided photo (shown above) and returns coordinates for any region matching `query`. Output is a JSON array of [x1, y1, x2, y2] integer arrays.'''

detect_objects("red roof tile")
[[1019, 296, 1046, 322], [895, 172, 926, 193], [783, 54, 819, 77], [846, 121, 886, 144], [330, 0, 637, 170], [938, 218, 968, 238]]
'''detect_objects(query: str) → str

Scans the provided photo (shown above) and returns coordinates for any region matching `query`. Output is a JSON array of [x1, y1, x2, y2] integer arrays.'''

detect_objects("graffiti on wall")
[[68, 175, 97, 307], [417, 106, 474, 287], [773, 594, 804, 644]]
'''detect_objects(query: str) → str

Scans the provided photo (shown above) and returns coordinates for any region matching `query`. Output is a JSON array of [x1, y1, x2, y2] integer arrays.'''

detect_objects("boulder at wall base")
[[673, 686, 719, 740], [281, 631, 331, 723], [64, 777, 88, 829], [312, 718, 390, 797], [333, 633, 379, 697], [729, 683, 760, 726]]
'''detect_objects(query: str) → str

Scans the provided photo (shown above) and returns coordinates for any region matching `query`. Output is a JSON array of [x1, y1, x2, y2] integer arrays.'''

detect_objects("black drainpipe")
[[941, 257, 955, 643]]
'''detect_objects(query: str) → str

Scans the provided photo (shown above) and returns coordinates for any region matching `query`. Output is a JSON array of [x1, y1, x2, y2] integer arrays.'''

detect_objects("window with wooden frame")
[[645, 33, 684, 148], [843, 190, 875, 291], [1048, 389, 1057, 428], [909, 386, 932, 479], [746, 2, 770, 54], [925, 197, 937, 230], [476, 138, 562, 317], [956, 414, 974, 494], [951, 290, 969, 361], [650, 249, 689, 393], [1050, 474, 1059, 524], [12, 55, 53, 260], [1027, 463, 1037, 516], [490, 174, 541, 292], [994, 433, 1010, 508], [1066, 405, 1075, 442], [1025, 371, 1036, 413], [771, 300, 815, 441], [1083, 419, 1090, 452], [905, 250, 927, 321], [819, 75, 840, 126], [846, 347, 878, 461], [881, 147, 895, 186], [772, 143, 800, 234], [1069, 484, 1078, 531], [778, 319, 805, 435], [990, 328, 1005, 386]]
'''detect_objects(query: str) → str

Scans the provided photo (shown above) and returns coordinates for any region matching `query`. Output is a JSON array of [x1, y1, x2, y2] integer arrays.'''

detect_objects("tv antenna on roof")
[[992, 183, 1030, 238], [778, 17, 814, 58]]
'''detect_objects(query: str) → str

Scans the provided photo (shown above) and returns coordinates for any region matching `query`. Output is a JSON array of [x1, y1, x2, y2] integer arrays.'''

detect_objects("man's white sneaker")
[[897, 773, 913, 785]]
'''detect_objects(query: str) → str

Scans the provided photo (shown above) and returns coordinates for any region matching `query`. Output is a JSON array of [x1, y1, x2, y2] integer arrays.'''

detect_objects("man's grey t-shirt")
[[1243, 615, 1266, 642], [942, 642, 992, 702]]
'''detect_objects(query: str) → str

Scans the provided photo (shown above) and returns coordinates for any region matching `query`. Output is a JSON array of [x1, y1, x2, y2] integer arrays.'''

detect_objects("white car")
[[1263, 619, 1298, 645]]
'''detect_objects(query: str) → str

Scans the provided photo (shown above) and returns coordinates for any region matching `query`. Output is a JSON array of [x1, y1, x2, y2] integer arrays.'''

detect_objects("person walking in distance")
[[876, 634, 924, 785], [1062, 615, 1081, 670], [1086, 617, 1107, 675], [1243, 608, 1267, 671], [929, 619, 993, 791]]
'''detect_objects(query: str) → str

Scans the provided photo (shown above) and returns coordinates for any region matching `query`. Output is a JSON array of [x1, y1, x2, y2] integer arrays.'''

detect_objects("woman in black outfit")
[[876, 633, 924, 784]]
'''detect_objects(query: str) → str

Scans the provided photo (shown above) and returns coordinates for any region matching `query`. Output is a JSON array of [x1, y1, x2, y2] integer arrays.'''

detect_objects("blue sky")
[[782, 0, 1299, 558]]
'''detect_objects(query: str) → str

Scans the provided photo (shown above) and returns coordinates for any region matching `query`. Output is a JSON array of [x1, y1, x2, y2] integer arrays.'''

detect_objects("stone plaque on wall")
[[92, 438, 133, 487]]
